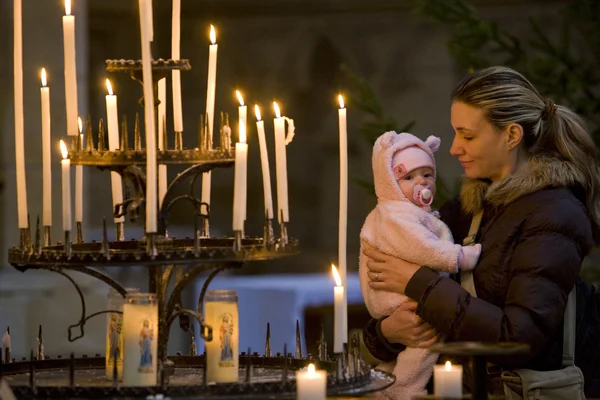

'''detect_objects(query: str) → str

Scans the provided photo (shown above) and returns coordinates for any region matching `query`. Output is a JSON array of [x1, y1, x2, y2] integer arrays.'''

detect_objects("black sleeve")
[[362, 317, 406, 362], [438, 196, 471, 244]]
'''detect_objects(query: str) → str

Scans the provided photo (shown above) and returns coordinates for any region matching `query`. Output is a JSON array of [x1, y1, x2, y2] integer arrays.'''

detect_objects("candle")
[[171, 0, 183, 133], [123, 293, 158, 386], [434, 361, 463, 397], [41, 68, 52, 227], [138, 0, 157, 233], [75, 117, 83, 223], [105, 80, 125, 223], [331, 264, 344, 353], [60, 140, 72, 232], [63, 0, 78, 137], [14, 0, 28, 229], [338, 94, 348, 344], [254, 105, 274, 219], [236, 91, 247, 221], [204, 290, 239, 383], [201, 25, 218, 217], [158, 77, 167, 208], [232, 123, 247, 232], [296, 363, 327, 400], [273, 102, 289, 223]]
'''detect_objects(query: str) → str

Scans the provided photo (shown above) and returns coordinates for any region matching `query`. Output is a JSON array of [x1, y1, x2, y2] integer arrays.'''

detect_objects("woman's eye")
[[464, 137, 473, 141]]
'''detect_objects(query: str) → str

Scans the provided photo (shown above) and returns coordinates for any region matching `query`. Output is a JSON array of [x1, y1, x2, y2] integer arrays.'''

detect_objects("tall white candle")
[[105, 80, 125, 223], [273, 102, 289, 223], [434, 361, 463, 397], [62, 0, 78, 137], [139, 0, 157, 233], [14, 0, 28, 229], [158, 77, 168, 208], [201, 25, 218, 217], [232, 124, 247, 232], [296, 364, 327, 400], [41, 68, 52, 227], [254, 105, 274, 220], [338, 95, 348, 344], [331, 264, 344, 353], [171, 0, 183, 133], [75, 117, 83, 222], [236, 91, 247, 221], [60, 140, 72, 232]]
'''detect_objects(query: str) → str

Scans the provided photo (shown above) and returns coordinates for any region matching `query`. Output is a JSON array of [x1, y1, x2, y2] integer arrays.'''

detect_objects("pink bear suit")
[[359, 131, 479, 400]]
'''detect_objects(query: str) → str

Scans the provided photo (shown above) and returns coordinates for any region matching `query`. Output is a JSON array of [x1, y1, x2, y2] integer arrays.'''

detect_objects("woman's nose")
[[449, 136, 463, 156]]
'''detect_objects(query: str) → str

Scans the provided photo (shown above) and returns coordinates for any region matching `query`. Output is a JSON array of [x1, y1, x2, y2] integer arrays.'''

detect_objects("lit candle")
[[338, 94, 348, 344], [14, 0, 28, 229], [105, 80, 125, 223], [62, 0, 78, 137], [236, 90, 247, 221], [296, 363, 327, 400], [41, 68, 52, 227], [434, 361, 463, 397], [331, 264, 344, 353], [75, 117, 83, 223], [254, 105, 274, 219], [138, 0, 157, 233], [171, 0, 183, 132], [273, 102, 289, 223], [201, 25, 218, 219], [232, 123, 248, 232], [60, 140, 72, 232], [158, 77, 167, 208]]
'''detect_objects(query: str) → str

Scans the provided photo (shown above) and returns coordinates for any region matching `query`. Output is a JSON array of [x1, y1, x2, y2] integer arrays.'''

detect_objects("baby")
[[359, 131, 481, 400]]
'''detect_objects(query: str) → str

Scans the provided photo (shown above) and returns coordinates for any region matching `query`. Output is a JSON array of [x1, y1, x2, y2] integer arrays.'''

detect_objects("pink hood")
[[372, 131, 441, 202]]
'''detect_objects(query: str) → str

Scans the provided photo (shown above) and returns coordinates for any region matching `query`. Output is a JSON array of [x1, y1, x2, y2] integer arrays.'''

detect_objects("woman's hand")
[[380, 299, 439, 348], [363, 242, 421, 295]]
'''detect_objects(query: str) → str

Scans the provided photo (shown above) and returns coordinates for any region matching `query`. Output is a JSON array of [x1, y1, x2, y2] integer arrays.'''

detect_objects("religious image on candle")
[[331, 264, 345, 354], [123, 293, 158, 387]]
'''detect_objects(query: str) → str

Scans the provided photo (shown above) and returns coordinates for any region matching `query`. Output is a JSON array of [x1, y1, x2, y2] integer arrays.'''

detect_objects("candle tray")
[[1, 354, 395, 399]]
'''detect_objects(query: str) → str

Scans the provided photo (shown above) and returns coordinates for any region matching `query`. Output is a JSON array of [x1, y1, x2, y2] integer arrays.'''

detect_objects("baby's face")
[[397, 166, 436, 205]]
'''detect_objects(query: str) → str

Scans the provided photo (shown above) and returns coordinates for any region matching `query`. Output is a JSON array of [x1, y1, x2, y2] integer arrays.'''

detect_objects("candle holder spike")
[[34, 216, 41, 256], [265, 322, 271, 358], [115, 221, 124, 242], [36, 325, 44, 361], [134, 113, 141, 150], [43, 226, 51, 247], [120, 114, 129, 151], [295, 320, 302, 359], [64, 231, 72, 258], [85, 116, 95, 152], [98, 118, 106, 152], [76, 221, 83, 244]]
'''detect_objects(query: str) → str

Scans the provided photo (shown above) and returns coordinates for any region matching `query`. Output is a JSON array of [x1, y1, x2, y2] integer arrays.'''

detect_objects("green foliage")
[[411, 0, 600, 145]]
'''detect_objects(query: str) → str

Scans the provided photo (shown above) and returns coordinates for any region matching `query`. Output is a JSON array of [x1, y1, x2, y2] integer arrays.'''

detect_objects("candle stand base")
[[76, 222, 83, 244], [116, 221, 125, 242], [43, 226, 51, 247]]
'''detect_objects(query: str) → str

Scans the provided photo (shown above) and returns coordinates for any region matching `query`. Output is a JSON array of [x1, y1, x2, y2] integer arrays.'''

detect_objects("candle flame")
[[445, 361, 452, 371], [78, 117, 83, 134], [239, 123, 246, 144], [41, 68, 47, 87], [60, 140, 69, 159], [65, 0, 71, 16], [106, 79, 113, 96], [236, 90, 245, 107], [331, 264, 342, 287], [307, 363, 316, 378], [273, 102, 281, 119], [209, 25, 216, 44], [338, 94, 345, 109], [254, 105, 262, 121]]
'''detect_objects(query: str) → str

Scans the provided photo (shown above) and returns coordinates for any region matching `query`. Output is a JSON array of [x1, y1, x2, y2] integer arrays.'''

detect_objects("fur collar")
[[459, 156, 586, 215]]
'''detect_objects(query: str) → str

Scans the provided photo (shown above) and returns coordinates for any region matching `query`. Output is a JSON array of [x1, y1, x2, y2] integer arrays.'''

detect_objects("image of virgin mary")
[[219, 313, 234, 362], [138, 319, 154, 372]]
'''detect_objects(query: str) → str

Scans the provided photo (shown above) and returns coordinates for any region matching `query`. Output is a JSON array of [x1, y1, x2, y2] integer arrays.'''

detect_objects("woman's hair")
[[451, 65, 600, 238]]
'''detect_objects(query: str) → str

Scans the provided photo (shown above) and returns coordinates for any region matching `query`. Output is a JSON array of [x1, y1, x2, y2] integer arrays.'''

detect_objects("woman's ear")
[[506, 123, 524, 150]]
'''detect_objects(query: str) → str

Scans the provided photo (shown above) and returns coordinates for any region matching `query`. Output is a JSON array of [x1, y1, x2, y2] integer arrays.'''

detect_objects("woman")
[[362, 66, 600, 396]]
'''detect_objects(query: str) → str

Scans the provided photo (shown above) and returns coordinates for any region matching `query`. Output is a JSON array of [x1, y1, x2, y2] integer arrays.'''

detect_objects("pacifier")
[[413, 184, 433, 207]]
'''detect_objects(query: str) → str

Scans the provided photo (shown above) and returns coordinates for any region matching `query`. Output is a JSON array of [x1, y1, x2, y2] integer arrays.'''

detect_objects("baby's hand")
[[458, 244, 482, 270]]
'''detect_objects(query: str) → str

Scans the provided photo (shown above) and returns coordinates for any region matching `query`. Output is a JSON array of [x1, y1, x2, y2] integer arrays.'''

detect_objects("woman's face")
[[450, 101, 515, 182]]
